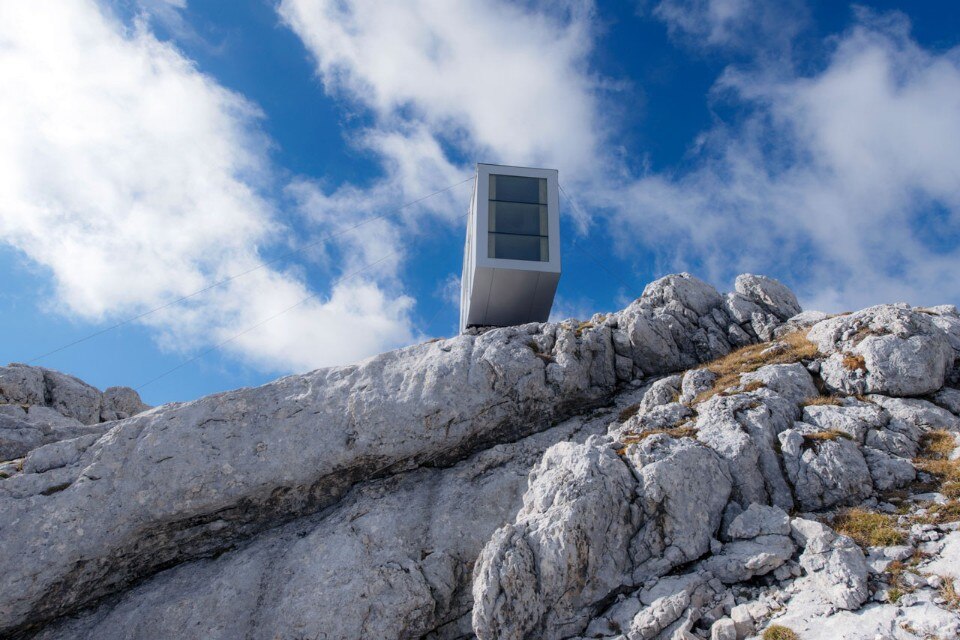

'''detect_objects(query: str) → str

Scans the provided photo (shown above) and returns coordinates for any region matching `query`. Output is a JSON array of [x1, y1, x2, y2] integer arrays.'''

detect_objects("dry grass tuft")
[[941, 576, 960, 611], [621, 423, 698, 446], [919, 430, 957, 459], [832, 508, 905, 547], [692, 332, 819, 405], [618, 403, 641, 423], [841, 353, 867, 371], [913, 501, 960, 526], [801, 430, 852, 451], [574, 321, 594, 337], [852, 325, 888, 344], [801, 395, 844, 407], [762, 625, 799, 640], [741, 380, 767, 393]]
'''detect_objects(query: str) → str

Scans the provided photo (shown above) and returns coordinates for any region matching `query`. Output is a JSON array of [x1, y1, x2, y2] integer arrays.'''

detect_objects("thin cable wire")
[[27, 176, 476, 365], [558, 182, 638, 293]]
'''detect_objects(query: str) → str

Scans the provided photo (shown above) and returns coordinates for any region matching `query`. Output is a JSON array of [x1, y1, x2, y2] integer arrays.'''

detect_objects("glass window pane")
[[488, 202, 546, 236], [489, 233, 548, 261], [489, 174, 545, 204]]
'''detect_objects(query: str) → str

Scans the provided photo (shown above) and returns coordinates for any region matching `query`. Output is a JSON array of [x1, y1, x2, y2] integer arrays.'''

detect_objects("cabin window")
[[488, 174, 548, 261]]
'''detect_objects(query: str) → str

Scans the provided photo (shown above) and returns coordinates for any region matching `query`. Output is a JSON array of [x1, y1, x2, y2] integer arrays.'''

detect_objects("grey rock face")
[[694, 365, 810, 512], [0, 364, 150, 459], [932, 386, 960, 415], [1, 274, 762, 637], [0, 405, 106, 461], [101, 387, 151, 422], [41, 368, 103, 425], [801, 400, 886, 443], [791, 518, 869, 610], [726, 503, 791, 540], [34, 411, 607, 640], [779, 427, 873, 511], [739, 362, 818, 407], [734, 274, 802, 321], [700, 534, 795, 584], [808, 305, 955, 396], [680, 368, 717, 404], [0, 364, 45, 406], [14, 270, 960, 640], [472, 439, 640, 640], [862, 446, 916, 491], [472, 435, 731, 640]]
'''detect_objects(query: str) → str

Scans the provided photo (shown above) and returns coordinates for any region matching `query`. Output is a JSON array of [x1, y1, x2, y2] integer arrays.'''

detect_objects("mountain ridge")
[[1, 272, 958, 640]]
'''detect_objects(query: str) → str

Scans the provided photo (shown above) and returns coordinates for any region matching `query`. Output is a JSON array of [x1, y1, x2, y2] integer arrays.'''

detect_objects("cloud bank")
[[0, 0, 417, 373], [282, 1, 960, 311]]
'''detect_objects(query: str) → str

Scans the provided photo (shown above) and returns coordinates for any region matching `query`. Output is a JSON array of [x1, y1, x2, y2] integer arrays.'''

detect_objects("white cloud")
[[0, 0, 417, 374], [610, 9, 960, 310], [278, 0, 603, 177], [279, 0, 960, 316], [651, 0, 809, 54]]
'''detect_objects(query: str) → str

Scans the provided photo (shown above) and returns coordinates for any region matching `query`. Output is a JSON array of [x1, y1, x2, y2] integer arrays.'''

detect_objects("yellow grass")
[[832, 508, 905, 547], [941, 576, 960, 611], [800, 395, 843, 407], [841, 353, 867, 371], [692, 332, 819, 405], [621, 423, 698, 446], [801, 430, 852, 451], [762, 625, 799, 640], [618, 403, 641, 423]]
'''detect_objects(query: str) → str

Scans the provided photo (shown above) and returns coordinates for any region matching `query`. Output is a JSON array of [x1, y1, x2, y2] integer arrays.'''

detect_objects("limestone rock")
[[700, 534, 795, 583], [734, 274, 802, 321], [808, 305, 954, 396], [779, 427, 873, 511], [31, 409, 608, 640], [800, 400, 885, 443], [862, 446, 916, 491], [472, 435, 731, 640], [625, 435, 733, 582], [101, 387, 150, 422], [791, 518, 869, 610], [726, 503, 791, 539], [638, 374, 683, 412], [472, 439, 640, 640], [932, 386, 960, 416], [0, 404, 106, 460], [739, 362, 818, 408], [680, 368, 717, 404], [0, 364, 45, 406]]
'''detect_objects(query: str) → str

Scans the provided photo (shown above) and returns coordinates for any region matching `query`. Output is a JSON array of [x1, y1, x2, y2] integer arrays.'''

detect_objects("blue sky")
[[1, 0, 959, 406]]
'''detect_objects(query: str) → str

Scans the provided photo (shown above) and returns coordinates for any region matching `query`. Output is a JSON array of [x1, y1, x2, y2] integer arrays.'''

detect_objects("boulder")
[[791, 518, 869, 610], [471, 439, 640, 640], [472, 435, 732, 640], [726, 503, 791, 539], [101, 387, 150, 422], [0, 364, 45, 406], [735, 274, 802, 321], [40, 368, 103, 425], [680, 368, 717, 404], [779, 427, 873, 511], [808, 305, 954, 397], [862, 446, 916, 491], [800, 401, 886, 443]]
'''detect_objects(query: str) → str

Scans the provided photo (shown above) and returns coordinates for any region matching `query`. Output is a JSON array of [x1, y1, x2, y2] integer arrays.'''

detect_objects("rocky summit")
[[2, 273, 960, 640]]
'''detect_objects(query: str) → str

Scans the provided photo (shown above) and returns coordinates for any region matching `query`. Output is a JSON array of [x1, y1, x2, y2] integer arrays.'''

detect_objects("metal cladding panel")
[[485, 268, 540, 326], [464, 265, 494, 328], [460, 163, 562, 331], [530, 270, 561, 321]]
